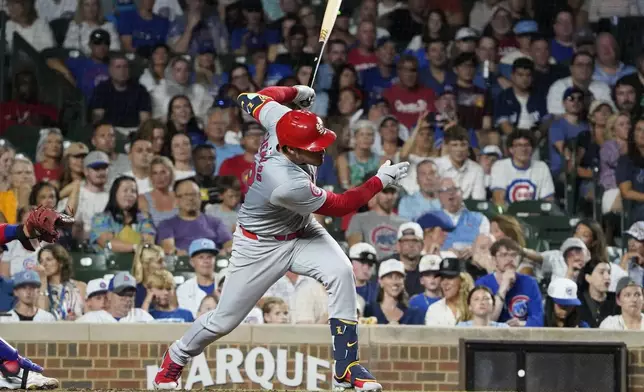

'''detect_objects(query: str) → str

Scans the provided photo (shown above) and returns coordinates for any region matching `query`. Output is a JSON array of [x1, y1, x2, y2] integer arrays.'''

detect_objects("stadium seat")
[[172, 256, 193, 273], [4, 125, 43, 160], [507, 200, 564, 217], [70, 252, 108, 283], [520, 216, 574, 250], [464, 199, 501, 219], [104, 252, 135, 271]]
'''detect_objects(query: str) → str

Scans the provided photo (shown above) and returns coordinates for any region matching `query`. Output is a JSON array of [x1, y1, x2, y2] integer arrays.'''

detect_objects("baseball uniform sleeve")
[[269, 178, 327, 215]]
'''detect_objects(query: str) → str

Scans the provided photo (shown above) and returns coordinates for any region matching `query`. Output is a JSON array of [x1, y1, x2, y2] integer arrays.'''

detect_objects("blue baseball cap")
[[12, 270, 41, 288], [416, 211, 456, 232], [108, 271, 136, 293], [563, 86, 585, 101], [513, 20, 538, 35], [376, 36, 394, 49], [189, 238, 219, 257]]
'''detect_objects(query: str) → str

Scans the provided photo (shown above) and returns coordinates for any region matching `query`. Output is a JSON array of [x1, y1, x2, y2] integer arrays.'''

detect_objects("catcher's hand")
[[24, 206, 75, 243]]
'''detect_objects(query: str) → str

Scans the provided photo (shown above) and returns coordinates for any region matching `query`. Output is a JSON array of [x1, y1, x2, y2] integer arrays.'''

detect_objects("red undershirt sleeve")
[[315, 177, 384, 217], [256, 87, 298, 104]]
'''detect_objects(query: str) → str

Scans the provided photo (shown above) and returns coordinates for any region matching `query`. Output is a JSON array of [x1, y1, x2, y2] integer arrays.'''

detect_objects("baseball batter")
[[154, 85, 409, 392]]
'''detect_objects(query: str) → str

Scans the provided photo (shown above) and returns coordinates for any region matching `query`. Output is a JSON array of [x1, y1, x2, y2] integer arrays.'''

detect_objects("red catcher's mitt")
[[24, 206, 75, 243]]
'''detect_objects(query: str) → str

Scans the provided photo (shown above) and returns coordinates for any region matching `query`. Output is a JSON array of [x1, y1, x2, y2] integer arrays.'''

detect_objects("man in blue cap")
[[548, 85, 589, 178], [176, 239, 219, 318], [3, 270, 55, 323], [501, 20, 539, 65]]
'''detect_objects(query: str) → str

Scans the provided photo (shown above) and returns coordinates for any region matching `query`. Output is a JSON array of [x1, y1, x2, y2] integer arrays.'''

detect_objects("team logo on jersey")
[[507, 179, 537, 203], [508, 295, 530, 319], [309, 182, 323, 197], [370, 225, 398, 254]]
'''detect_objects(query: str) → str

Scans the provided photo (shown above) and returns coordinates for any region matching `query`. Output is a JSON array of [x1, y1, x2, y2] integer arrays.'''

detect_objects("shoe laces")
[[164, 362, 183, 379]]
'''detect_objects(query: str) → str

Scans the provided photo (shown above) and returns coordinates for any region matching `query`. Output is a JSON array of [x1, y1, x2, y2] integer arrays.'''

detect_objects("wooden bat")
[[307, 0, 343, 88]]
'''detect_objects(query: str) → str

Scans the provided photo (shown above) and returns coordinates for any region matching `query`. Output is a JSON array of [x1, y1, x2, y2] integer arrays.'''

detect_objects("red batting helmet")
[[276, 110, 337, 152]]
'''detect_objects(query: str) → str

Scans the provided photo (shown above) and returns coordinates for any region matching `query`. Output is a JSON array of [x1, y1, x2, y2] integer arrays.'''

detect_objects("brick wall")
[[4, 324, 644, 391]]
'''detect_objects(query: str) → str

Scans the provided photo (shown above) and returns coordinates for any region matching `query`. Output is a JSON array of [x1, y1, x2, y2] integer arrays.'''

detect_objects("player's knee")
[[328, 260, 354, 288]]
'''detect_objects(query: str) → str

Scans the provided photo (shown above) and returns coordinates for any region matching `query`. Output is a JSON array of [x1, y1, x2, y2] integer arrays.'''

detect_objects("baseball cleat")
[[153, 351, 184, 390], [0, 361, 59, 390], [333, 362, 382, 392]]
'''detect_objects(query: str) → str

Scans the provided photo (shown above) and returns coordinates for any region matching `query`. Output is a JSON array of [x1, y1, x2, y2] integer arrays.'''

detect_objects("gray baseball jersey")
[[236, 93, 328, 235]]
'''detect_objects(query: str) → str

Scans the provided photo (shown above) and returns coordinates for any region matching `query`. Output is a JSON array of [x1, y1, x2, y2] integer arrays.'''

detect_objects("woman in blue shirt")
[[363, 259, 424, 325]]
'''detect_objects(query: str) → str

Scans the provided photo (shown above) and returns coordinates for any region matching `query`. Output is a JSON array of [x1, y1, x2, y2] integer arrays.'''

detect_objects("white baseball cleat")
[[0, 370, 59, 390]]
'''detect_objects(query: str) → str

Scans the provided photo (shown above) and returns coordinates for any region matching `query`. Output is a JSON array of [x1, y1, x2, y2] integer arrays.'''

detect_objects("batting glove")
[[293, 85, 316, 110], [376, 160, 410, 188]]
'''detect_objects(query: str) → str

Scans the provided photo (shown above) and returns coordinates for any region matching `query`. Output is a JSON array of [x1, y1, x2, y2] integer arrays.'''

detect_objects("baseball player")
[[154, 85, 409, 392], [0, 206, 73, 389]]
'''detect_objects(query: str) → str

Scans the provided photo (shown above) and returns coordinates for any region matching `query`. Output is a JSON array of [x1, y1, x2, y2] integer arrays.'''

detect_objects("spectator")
[[131, 243, 165, 307], [417, 210, 457, 257], [230, 0, 279, 55], [139, 44, 171, 94], [0, 209, 38, 277], [619, 53, 644, 118], [409, 254, 442, 316], [593, 33, 636, 86], [204, 176, 241, 233], [84, 278, 109, 312], [588, 0, 642, 22], [381, 0, 427, 43], [544, 278, 589, 328], [435, 127, 485, 200], [478, 145, 502, 191], [407, 9, 449, 53], [0, 270, 55, 322], [337, 121, 383, 189], [452, 52, 492, 133], [3, 0, 55, 52], [550, 9, 574, 63], [494, 58, 547, 135], [383, 55, 436, 129], [151, 57, 214, 119], [196, 294, 217, 317], [0, 142, 16, 192], [313, 39, 347, 92], [261, 297, 289, 324], [138, 156, 177, 228], [372, 114, 404, 163], [63, 1, 120, 56], [620, 222, 644, 286], [35, 244, 86, 320], [398, 160, 440, 221], [617, 118, 644, 221], [360, 37, 397, 102], [613, 77, 638, 116], [204, 106, 243, 174], [453, 27, 479, 56], [599, 277, 644, 330], [500, 20, 538, 65], [425, 258, 474, 326], [458, 285, 509, 327], [600, 113, 630, 215], [0, 155, 35, 223], [476, 238, 544, 327], [166, 0, 228, 56], [577, 259, 618, 328], [491, 130, 554, 205], [263, 272, 327, 324], [467, 233, 497, 280], [90, 176, 156, 253], [349, 242, 379, 305], [347, 20, 378, 72], [164, 95, 205, 148], [418, 39, 456, 95], [35, 0, 76, 21], [363, 259, 424, 325], [76, 271, 154, 322], [486, 5, 518, 57], [60, 142, 89, 190], [469, 0, 504, 33], [34, 128, 64, 185], [157, 178, 233, 255], [526, 236, 590, 281], [547, 52, 613, 116], [142, 269, 194, 322], [530, 34, 570, 95], [346, 184, 408, 259], [89, 54, 152, 128], [392, 222, 425, 296], [91, 124, 131, 186], [60, 151, 110, 239], [64, 29, 111, 102], [549, 86, 590, 177], [219, 122, 266, 194], [192, 144, 219, 196], [169, 133, 195, 181], [274, 24, 314, 68], [124, 137, 154, 195], [138, 119, 167, 156], [176, 239, 218, 317], [474, 35, 506, 100]]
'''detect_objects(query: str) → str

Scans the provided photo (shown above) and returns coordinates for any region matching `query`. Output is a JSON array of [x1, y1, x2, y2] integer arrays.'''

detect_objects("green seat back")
[[464, 199, 501, 219], [507, 201, 562, 217], [4, 125, 43, 160], [520, 216, 573, 250]]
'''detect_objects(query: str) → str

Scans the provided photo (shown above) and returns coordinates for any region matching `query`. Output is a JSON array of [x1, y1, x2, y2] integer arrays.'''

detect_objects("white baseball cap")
[[626, 221, 644, 241], [482, 145, 503, 158], [547, 278, 581, 306], [378, 259, 406, 278], [349, 242, 378, 263], [560, 237, 590, 262], [86, 278, 109, 299], [397, 222, 423, 241], [455, 27, 478, 41], [419, 254, 441, 273]]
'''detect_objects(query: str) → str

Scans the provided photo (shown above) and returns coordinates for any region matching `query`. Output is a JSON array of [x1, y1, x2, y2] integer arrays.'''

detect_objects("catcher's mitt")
[[23, 206, 75, 245]]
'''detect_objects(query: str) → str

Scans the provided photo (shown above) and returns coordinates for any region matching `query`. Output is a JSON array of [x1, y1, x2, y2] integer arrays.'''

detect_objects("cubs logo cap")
[[12, 269, 41, 288], [108, 271, 136, 293], [419, 254, 442, 273], [547, 278, 581, 306], [378, 259, 406, 279], [189, 238, 219, 258], [86, 278, 109, 299]]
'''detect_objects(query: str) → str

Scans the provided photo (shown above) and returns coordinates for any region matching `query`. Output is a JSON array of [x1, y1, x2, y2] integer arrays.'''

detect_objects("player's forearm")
[[315, 177, 383, 217], [257, 86, 298, 104]]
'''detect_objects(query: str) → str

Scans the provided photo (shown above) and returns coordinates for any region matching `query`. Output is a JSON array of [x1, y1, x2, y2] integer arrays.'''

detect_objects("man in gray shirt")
[[91, 123, 130, 187]]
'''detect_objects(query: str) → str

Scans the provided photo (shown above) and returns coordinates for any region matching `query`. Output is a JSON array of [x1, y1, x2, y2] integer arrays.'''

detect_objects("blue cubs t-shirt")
[[149, 308, 195, 322], [65, 56, 109, 101], [117, 10, 170, 49]]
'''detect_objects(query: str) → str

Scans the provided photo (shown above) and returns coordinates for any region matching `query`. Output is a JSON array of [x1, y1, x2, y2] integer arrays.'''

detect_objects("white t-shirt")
[[35, 0, 77, 22], [124, 171, 152, 195], [490, 158, 555, 203], [425, 298, 459, 326], [0, 309, 56, 322], [515, 94, 536, 130], [174, 169, 196, 182], [547, 76, 614, 115], [75, 308, 154, 323], [434, 156, 486, 200], [1, 242, 39, 276], [59, 185, 110, 234], [4, 18, 55, 52], [599, 314, 644, 330]]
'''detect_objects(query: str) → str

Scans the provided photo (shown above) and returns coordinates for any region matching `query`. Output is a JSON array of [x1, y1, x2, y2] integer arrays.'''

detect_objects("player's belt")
[[240, 227, 302, 241]]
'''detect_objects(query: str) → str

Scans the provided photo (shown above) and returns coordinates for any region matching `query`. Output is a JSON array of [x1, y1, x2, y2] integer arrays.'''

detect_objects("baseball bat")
[[308, 0, 343, 88]]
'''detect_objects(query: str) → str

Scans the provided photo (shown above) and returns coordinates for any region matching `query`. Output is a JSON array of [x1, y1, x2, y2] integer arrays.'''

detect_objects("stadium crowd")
[[0, 0, 643, 331]]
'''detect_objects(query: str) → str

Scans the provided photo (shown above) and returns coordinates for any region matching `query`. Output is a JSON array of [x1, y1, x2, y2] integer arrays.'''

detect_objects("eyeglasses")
[[496, 251, 519, 259], [116, 290, 135, 297], [177, 193, 200, 199], [438, 186, 460, 193]]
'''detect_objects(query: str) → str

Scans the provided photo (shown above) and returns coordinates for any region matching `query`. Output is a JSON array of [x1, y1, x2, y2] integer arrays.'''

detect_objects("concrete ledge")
[[2, 323, 643, 347]]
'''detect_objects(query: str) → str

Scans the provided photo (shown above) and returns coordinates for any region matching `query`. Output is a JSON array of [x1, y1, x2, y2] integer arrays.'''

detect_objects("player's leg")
[[155, 235, 291, 389], [290, 231, 382, 392]]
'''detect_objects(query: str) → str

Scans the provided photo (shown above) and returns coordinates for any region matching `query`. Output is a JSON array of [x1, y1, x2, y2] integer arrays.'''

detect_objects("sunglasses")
[[72, 153, 88, 159]]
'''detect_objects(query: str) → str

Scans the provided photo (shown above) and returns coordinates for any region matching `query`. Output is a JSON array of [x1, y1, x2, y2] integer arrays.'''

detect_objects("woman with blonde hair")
[[142, 269, 194, 322], [34, 128, 64, 185], [0, 140, 16, 192], [600, 112, 630, 214], [0, 154, 36, 223], [62, 0, 120, 55], [426, 258, 475, 326], [59, 142, 89, 189], [138, 156, 178, 227], [131, 243, 166, 308]]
